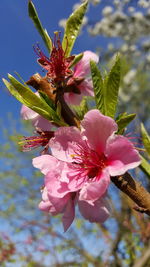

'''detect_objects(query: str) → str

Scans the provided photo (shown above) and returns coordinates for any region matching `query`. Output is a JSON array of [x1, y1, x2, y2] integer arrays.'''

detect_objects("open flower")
[[33, 110, 141, 230]]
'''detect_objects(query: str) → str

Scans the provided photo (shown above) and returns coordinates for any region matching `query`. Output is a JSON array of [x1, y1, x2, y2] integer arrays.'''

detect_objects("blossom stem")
[[55, 86, 80, 127], [111, 172, 150, 216]]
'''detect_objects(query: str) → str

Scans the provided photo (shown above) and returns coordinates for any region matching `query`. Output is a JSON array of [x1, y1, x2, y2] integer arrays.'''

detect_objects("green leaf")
[[28, 1, 52, 52], [73, 97, 89, 120], [103, 54, 121, 118], [90, 55, 121, 118], [69, 53, 83, 68], [3, 78, 24, 103], [39, 91, 56, 111], [140, 155, 150, 178], [90, 60, 104, 113], [141, 123, 150, 156], [62, 1, 88, 56], [4, 74, 66, 126], [116, 113, 136, 134]]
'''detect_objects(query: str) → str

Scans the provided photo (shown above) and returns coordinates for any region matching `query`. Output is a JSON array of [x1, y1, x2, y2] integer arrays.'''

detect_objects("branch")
[[111, 172, 150, 216], [133, 246, 150, 267]]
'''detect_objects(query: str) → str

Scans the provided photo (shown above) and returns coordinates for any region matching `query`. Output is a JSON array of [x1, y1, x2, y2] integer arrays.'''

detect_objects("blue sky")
[[0, 0, 104, 124], [0, 0, 141, 124]]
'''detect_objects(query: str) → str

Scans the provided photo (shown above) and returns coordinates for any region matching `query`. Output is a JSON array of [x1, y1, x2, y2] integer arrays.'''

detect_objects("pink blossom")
[[35, 39, 99, 105], [20, 92, 54, 152], [33, 110, 141, 231], [21, 104, 52, 131], [64, 51, 99, 105]]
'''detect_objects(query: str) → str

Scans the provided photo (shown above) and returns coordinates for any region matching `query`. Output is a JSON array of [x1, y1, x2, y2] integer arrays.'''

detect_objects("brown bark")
[[111, 172, 150, 216]]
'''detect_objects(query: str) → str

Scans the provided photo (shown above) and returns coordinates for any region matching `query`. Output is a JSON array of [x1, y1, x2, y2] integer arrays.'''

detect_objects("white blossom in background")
[[74, 0, 101, 6], [142, 40, 150, 51], [132, 12, 143, 20], [128, 6, 135, 13], [107, 43, 114, 52], [58, 19, 67, 29], [146, 53, 150, 62], [102, 6, 114, 16], [138, 0, 150, 8], [129, 45, 137, 52], [123, 69, 137, 86], [73, 3, 82, 11], [113, 0, 120, 6], [121, 44, 129, 53], [119, 88, 132, 103], [91, 0, 101, 5]]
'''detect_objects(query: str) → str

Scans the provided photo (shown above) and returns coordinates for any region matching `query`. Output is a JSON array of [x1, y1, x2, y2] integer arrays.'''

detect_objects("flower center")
[[72, 143, 107, 179]]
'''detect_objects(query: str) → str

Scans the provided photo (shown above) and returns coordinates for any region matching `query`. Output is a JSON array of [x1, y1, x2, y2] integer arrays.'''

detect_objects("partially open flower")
[[64, 50, 99, 105], [34, 32, 74, 86], [34, 33, 99, 105]]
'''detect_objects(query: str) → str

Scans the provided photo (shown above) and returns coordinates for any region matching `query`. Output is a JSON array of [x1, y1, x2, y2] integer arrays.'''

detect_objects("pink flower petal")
[[21, 104, 37, 120], [32, 155, 58, 175], [81, 110, 118, 154], [79, 169, 110, 203], [64, 92, 83, 106], [39, 187, 70, 215], [105, 135, 141, 176], [62, 198, 75, 232], [50, 127, 83, 162], [21, 104, 52, 131], [63, 51, 98, 105], [39, 199, 58, 214], [78, 197, 110, 223], [45, 168, 71, 198], [74, 51, 99, 77], [77, 79, 94, 97], [39, 187, 58, 214], [32, 116, 52, 131], [48, 193, 70, 213]]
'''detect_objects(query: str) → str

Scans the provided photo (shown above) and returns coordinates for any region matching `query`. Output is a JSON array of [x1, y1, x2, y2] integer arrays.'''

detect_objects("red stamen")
[[72, 142, 107, 179], [34, 32, 74, 85], [19, 131, 54, 152]]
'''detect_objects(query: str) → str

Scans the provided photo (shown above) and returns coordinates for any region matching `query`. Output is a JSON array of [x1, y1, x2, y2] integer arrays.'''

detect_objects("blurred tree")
[[60, 0, 150, 123]]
